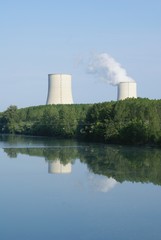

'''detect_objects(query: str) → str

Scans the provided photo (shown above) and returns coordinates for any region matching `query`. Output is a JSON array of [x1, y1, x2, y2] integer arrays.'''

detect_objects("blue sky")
[[0, 0, 161, 111]]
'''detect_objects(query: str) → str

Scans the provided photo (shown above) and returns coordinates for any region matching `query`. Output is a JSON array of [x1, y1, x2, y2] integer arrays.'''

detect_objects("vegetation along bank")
[[0, 98, 161, 146]]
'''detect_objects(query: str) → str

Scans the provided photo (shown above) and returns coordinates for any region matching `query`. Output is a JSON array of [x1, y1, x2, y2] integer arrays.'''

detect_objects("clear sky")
[[0, 0, 161, 111]]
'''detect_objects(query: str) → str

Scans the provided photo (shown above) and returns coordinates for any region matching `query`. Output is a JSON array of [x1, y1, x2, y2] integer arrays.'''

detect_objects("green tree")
[[58, 106, 77, 137], [1, 105, 20, 133]]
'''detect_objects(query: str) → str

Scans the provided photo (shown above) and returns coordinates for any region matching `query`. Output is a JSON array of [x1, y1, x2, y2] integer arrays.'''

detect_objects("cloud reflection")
[[88, 174, 118, 192]]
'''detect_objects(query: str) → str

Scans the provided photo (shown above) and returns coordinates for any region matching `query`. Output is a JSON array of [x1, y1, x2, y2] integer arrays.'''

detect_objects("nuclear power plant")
[[45, 73, 137, 104], [46, 74, 73, 104], [117, 81, 137, 100]]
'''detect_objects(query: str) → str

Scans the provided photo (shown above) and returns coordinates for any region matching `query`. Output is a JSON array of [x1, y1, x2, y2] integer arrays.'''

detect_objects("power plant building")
[[46, 74, 73, 104], [117, 81, 137, 100]]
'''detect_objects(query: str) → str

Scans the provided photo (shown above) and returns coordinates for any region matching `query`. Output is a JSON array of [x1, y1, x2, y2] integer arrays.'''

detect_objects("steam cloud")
[[87, 53, 135, 85]]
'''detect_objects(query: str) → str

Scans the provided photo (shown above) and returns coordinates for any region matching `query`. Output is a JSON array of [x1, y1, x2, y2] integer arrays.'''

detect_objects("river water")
[[0, 135, 161, 240]]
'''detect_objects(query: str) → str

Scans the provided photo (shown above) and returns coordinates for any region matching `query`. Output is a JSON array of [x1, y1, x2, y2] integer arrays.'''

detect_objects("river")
[[0, 135, 161, 240]]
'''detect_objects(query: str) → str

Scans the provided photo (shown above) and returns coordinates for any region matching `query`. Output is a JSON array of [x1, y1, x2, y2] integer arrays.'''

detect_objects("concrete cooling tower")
[[46, 74, 73, 104], [117, 81, 137, 100]]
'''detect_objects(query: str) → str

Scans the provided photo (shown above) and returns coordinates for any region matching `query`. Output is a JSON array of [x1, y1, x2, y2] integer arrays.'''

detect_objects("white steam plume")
[[87, 53, 135, 85]]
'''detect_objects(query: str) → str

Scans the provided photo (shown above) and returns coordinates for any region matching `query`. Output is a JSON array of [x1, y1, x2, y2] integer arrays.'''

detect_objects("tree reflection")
[[84, 146, 161, 185], [3, 143, 161, 185]]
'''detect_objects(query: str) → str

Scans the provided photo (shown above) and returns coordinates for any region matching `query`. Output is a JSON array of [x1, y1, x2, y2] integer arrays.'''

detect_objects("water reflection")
[[88, 174, 118, 192], [48, 160, 72, 174], [1, 135, 161, 240], [1, 135, 161, 185]]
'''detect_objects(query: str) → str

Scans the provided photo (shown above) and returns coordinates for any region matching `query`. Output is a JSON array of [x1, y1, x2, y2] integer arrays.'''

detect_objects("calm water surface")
[[0, 135, 161, 240]]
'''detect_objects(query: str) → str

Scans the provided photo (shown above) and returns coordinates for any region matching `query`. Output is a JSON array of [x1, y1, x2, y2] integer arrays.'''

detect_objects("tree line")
[[0, 98, 161, 145]]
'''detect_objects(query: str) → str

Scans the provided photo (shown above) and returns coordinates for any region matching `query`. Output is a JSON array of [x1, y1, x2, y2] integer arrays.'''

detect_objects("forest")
[[0, 98, 161, 146]]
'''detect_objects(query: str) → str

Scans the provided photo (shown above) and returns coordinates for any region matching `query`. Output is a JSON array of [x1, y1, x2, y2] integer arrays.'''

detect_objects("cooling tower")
[[117, 81, 137, 100], [48, 160, 72, 174], [46, 74, 73, 104]]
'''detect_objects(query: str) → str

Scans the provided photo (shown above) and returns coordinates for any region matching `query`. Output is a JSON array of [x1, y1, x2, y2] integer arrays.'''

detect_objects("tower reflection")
[[48, 159, 72, 174]]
